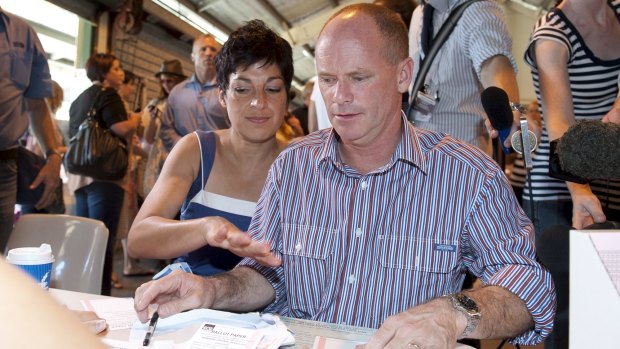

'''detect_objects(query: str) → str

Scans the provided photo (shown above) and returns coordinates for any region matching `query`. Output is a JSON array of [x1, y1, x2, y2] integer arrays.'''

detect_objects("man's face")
[[315, 14, 407, 147], [191, 36, 220, 74], [159, 73, 181, 94]]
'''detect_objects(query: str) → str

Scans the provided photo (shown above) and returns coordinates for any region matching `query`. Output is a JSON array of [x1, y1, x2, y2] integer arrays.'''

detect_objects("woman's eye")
[[267, 87, 282, 93], [234, 87, 250, 93]]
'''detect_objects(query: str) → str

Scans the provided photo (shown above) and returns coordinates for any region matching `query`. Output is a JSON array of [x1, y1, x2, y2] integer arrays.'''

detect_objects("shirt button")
[[355, 228, 362, 238], [348, 274, 356, 284], [295, 243, 302, 252], [361, 181, 368, 190]]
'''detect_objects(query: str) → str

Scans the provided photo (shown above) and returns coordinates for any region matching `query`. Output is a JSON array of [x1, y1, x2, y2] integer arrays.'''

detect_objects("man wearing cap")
[[0, 7, 61, 251], [159, 34, 229, 152], [143, 59, 186, 196]]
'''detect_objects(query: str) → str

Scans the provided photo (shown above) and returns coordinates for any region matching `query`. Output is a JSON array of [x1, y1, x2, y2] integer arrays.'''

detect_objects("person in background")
[[128, 20, 292, 277], [0, 7, 61, 251], [116, 70, 153, 286], [134, 5, 556, 348], [522, 1, 620, 347], [159, 34, 229, 152], [290, 80, 314, 135], [20, 80, 67, 214], [408, 0, 527, 158], [143, 59, 187, 197], [67, 53, 140, 295]]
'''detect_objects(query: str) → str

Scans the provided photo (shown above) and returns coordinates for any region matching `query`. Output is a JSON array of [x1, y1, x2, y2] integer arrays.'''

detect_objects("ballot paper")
[[185, 323, 263, 349], [82, 298, 139, 330], [312, 336, 366, 349]]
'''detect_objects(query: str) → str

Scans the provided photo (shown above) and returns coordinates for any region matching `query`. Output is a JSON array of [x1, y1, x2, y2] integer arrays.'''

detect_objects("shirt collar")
[[318, 112, 428, 175], [189, 74, 218, 89]]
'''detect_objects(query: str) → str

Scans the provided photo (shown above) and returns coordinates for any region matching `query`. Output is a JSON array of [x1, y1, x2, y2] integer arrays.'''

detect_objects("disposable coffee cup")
[[6, 243, 54, 290]]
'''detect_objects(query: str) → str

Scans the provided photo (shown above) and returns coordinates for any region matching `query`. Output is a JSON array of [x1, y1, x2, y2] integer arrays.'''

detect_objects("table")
[[50, 288, 472, 348]]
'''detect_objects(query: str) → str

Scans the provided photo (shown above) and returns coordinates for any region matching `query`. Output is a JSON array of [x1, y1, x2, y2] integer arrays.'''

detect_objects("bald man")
[[160, 34, 229, 151], [134, 5, 556, 348]]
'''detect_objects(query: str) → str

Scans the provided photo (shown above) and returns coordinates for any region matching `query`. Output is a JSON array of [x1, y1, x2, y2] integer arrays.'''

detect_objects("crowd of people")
[[1, 0, 619, 348]]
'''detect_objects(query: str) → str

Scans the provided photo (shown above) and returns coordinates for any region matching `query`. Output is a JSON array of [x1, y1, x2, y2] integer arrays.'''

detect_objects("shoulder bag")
[[64, 88, 129, 181]]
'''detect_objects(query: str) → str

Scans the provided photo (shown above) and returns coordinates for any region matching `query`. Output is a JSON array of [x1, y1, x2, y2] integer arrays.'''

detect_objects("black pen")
[[142, 311, 159, 347]]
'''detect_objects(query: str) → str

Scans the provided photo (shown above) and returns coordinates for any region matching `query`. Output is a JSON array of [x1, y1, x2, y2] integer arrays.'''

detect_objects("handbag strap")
[[87, 86, 105, 121], [406, 0, 483, 121]]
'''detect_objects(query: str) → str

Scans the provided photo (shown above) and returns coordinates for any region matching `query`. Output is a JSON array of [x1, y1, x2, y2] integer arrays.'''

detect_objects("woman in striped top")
[[523, 0, 620, 234]]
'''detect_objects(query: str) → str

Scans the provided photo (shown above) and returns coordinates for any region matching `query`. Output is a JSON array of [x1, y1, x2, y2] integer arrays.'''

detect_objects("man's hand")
[[32, 154, 61, 209], [202, 217, 281, 267], [569, 184, 606, 229], [366, 297, 461, 349], [134, 271, 215, 323]]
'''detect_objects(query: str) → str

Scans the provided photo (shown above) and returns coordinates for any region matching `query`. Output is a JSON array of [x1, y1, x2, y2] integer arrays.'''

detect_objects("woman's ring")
[[407, 344, 422, 349]]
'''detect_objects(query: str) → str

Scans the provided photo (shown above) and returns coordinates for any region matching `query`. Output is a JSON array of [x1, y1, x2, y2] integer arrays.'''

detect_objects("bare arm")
[[367, 286, 533, 348], [479, 55, 539, 146], [134, 267, 275, 322], [0, 258, 107, 349], [127, 134, 278, 265], [144, 107, 161, 144], [110, 112, 140, 139], [535, 39, 606, 228], [25, 98, 61, 209]]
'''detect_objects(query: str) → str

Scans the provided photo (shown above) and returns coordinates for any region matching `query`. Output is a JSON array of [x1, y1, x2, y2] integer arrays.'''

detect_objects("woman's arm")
[[127, 133, 207, 259], [535, 39, 606, 228], [110, 112, 141, 138]]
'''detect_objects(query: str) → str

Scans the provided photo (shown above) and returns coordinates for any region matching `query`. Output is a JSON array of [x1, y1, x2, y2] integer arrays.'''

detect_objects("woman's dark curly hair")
[[216, 19, 294, 94]]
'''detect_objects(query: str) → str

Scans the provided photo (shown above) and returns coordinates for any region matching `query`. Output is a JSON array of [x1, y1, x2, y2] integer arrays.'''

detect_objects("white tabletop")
[[49, 288, 473, 349]]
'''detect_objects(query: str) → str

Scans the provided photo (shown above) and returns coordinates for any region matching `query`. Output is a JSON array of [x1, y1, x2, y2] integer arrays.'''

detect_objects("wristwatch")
[[448, 293, 481, 339]]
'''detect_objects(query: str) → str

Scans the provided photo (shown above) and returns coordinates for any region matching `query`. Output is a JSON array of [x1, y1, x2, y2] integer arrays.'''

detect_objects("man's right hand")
[[134, 271, 215, 323], [202, 217, 281, 267]]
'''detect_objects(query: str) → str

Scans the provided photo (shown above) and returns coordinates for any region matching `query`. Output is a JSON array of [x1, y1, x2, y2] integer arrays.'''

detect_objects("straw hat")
[[155, 59, 186, 79]]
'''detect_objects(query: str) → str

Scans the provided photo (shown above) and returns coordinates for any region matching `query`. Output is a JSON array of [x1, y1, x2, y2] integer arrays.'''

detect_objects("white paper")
[[184, 322, 263, 349], [81, 298, 140, 330]]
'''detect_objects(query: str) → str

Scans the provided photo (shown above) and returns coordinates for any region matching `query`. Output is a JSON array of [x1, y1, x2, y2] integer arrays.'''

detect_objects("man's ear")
[[397, 57, 414, 93]]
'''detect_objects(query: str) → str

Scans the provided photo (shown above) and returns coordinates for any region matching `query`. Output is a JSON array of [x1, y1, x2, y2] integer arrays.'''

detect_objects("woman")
[[127, 20, 292, 276], [524, 0, 620, 233], [142, 59, 186, 196], [523, 1, 620, 347], [67, 53, 140, 295]]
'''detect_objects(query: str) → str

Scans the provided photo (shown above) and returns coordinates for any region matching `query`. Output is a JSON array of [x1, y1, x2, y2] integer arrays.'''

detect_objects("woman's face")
[[220, 61, 288, 142], [104, 60, 125, 90], [160, 73, 181, 94]]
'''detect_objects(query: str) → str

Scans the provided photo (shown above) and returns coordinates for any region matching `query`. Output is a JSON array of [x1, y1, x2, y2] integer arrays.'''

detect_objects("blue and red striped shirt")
[[238, 117, 556, 345]]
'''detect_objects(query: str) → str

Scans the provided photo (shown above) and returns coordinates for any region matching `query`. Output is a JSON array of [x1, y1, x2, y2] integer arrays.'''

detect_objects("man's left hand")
[[365, 298, 461, 349], [31, 154, 61, 209]]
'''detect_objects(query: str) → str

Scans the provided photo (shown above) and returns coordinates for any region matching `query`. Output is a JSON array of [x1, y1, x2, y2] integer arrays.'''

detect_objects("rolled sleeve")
[[461, 1, 518, 80], [465, 169, 556, 345]]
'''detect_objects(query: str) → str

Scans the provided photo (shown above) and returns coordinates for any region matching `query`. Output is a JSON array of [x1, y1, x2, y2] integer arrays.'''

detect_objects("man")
[[134, 4, 555, 347], [408, 0, 523, 156], [0, 7, 61, 251], [159, 34, 229, 151]]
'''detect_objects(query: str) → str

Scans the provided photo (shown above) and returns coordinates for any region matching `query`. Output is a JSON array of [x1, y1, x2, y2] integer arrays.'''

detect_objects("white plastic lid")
[[6, 244, 55, 265]]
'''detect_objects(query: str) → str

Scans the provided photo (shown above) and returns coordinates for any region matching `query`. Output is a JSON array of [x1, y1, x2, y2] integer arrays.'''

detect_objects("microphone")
[[557, 120, 620, 180], [481, 86, 514, 154]]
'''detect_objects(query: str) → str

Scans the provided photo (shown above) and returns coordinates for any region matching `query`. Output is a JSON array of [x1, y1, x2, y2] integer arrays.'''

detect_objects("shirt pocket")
[[378, 235, 459, 274], [281, 224, 338, 317], [10, 48, 34, 90]]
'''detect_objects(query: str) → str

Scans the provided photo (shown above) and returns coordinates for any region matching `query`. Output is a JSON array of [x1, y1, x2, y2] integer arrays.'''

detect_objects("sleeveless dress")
[[175, 131, 257, 276]]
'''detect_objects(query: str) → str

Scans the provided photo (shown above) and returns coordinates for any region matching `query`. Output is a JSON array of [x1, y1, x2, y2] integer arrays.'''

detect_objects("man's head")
[[191, 34, 221, 82], [315, 3, 412, 147]]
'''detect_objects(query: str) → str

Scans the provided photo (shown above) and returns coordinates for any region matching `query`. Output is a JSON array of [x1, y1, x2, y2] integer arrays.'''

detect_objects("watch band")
[[45, 149, 61, 159], [448, 293, 481, 339]]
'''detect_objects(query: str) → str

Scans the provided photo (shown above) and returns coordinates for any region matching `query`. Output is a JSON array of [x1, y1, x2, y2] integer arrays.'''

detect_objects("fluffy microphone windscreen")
[[558, 120, 620, 180], [481, 86, 513, 130]]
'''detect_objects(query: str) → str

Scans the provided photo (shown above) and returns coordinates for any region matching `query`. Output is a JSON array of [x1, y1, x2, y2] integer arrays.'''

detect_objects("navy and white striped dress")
[[523, 0, 620, 212]]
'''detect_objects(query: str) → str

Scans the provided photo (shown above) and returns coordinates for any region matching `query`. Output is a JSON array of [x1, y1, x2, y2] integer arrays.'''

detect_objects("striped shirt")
[[238, 119, 555, 345], [408, 0, 517, 155], [523, 0, 620, 211]]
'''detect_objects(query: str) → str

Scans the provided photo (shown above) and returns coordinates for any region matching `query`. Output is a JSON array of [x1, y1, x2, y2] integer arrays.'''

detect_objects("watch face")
[[456, 294, 480, 314]]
